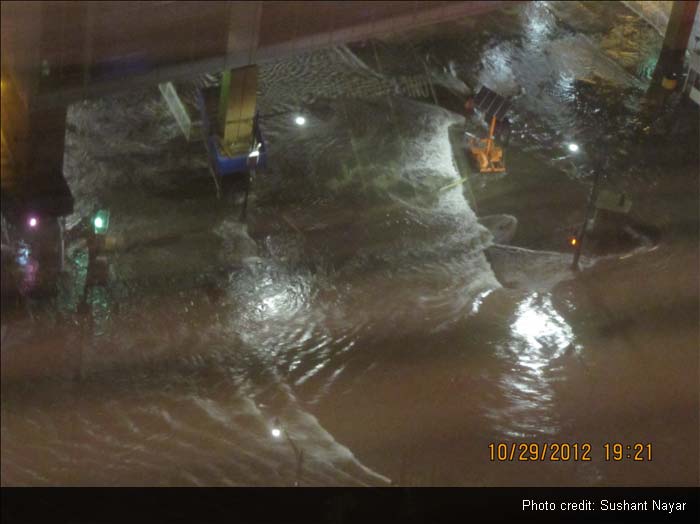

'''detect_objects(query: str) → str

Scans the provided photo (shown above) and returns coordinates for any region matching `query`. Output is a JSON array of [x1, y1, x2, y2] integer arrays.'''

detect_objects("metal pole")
[[572, 168, 602, 271], [283, 429, 303, 486]]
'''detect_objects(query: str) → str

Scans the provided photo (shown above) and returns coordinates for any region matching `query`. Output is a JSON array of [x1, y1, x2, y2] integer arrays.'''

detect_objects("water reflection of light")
[[491, 293, 577, 437], [555, 73, 575, 102], [15, 243, 39, 291], [253, 275, 307, 321], [479, 45, 516, 92], [525, 3, 553, 48], [470, 289, 494, 315], [528, 18, 548, 42], [510, 293, 575, 376], [17, 244, 30, 266], [261, 292, 289, 314]]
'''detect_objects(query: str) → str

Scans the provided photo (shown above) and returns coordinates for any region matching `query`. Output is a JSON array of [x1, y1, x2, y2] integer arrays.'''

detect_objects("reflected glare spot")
[[471, 289, 495, 315], [262, 293, 287, 313], [510, 293, 575, 376]]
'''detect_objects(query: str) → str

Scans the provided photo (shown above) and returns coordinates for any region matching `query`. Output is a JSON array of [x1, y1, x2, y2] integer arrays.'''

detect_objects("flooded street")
[[1, 1, 698, 486]]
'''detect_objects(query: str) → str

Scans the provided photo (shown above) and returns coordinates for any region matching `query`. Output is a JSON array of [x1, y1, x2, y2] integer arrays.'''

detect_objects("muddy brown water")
[[1, 2, 698, 486]]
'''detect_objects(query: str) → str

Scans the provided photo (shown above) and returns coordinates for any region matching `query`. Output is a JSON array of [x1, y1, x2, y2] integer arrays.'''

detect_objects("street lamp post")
[[271, 418, 304, 486], [568, 141, 607, 272], [566, 142, 588, 271], [571, 168, 602, 271]]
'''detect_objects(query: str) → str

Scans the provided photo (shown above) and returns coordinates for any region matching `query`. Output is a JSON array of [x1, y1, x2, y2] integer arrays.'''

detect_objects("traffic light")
[[93, 209, 110, 235]]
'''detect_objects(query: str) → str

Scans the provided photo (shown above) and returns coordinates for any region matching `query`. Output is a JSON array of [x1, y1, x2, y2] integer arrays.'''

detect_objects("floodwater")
[[1, 2, 698, 486]]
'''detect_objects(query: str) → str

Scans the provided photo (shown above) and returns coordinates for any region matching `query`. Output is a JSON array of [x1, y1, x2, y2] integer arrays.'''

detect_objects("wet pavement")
[[1, 1, 698, 486]]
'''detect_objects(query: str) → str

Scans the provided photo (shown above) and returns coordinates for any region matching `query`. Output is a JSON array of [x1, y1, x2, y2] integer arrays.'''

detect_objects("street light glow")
[[271, 427, 282, 438], [294, 115, 306, 126], [28, 217, 38, 228], [567, 143, 580, 153], [93, 209, 110, 234]]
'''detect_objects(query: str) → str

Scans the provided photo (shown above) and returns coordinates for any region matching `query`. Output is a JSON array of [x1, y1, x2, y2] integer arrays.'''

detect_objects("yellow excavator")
[[466, 86, 510, 174]]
